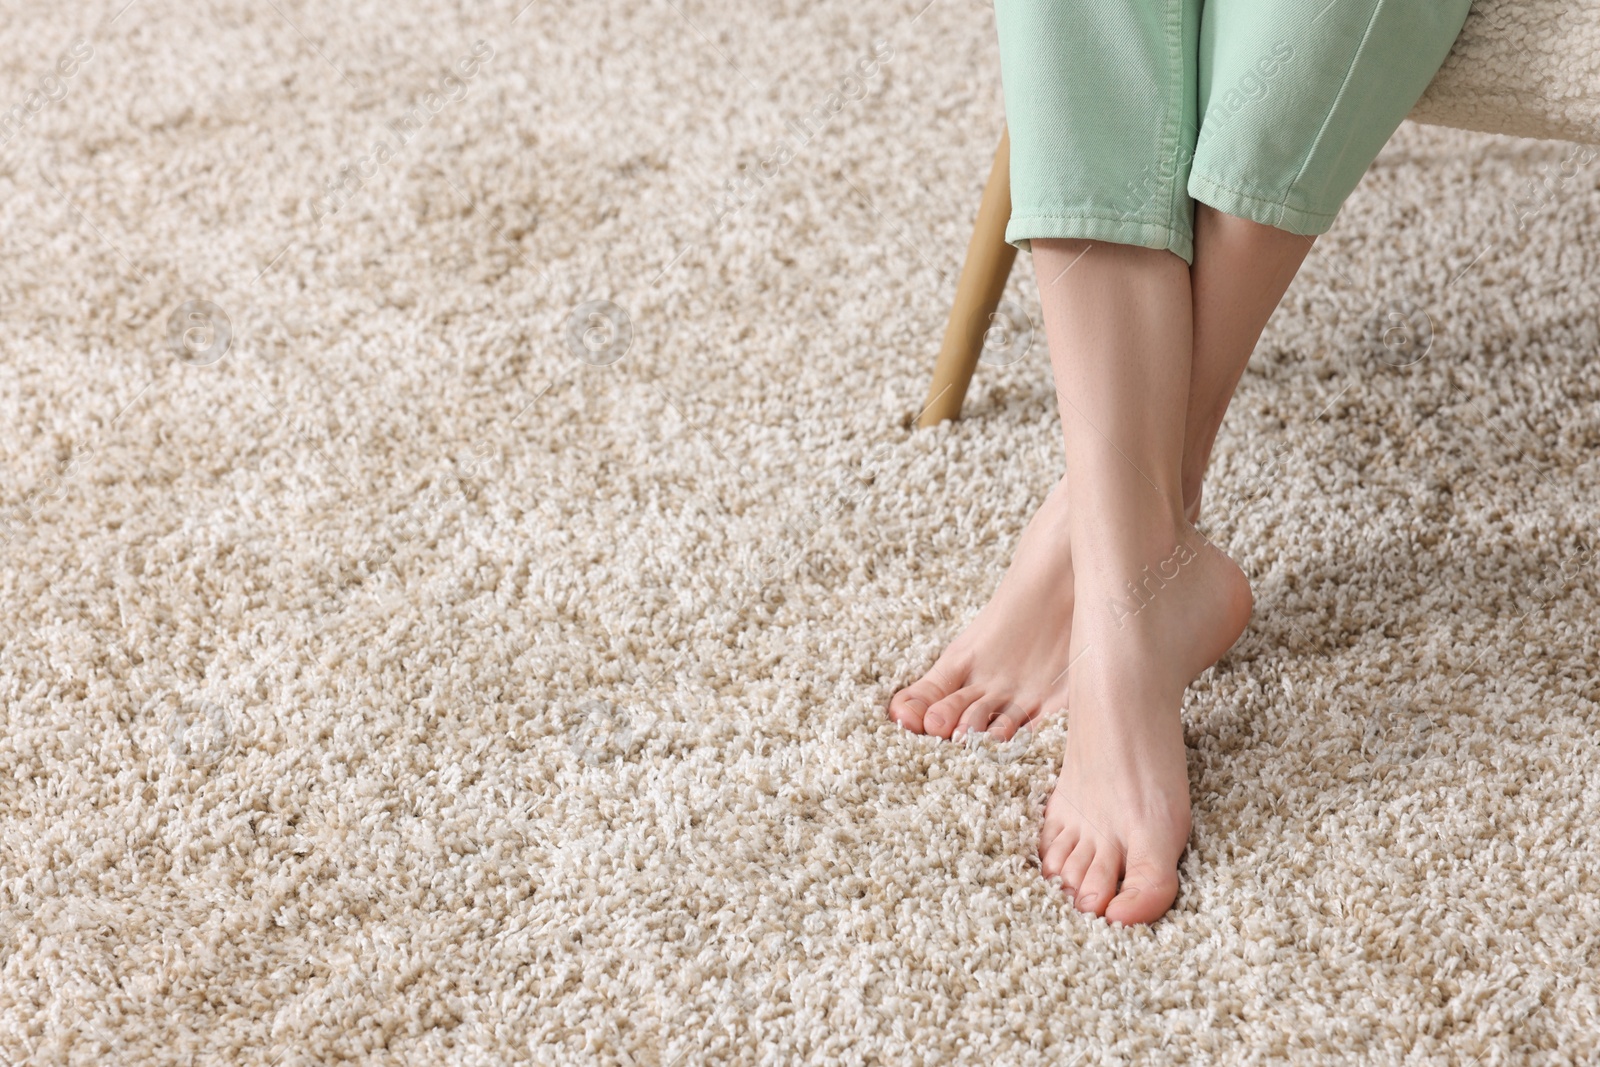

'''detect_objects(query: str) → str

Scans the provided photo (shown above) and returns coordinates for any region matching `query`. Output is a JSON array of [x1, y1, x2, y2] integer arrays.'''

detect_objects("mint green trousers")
[[994, 0, 1473, 263]]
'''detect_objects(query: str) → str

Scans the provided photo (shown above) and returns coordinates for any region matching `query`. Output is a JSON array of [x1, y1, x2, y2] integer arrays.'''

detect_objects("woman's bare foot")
[[1039, 522, 1251, 925], [889, 476, 1075, 742], [992, 216, 1306, 926], [888, 483, 1205, 742], [887, 477, 1077, 741]]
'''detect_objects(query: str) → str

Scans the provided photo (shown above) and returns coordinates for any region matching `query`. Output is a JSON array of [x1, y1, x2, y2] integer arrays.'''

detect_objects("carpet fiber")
[[2, 1, 1599, 1064]]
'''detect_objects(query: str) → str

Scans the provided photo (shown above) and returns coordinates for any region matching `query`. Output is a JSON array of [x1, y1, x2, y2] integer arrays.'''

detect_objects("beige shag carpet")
[[3, 1, 1599, 1064]]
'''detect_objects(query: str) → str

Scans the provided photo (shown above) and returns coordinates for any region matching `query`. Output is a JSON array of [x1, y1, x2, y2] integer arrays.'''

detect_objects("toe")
[[1073, 848, 1123, 917], [954, 695, 1008, 740], [1104, 857, 1180, 926], [888, 675, 953, 734], [1060, 838, 1097, 898], [923, 685, 983, 739], [1039, 824, 1078, 881], [1038, 804, 1068, 857], [984, 700, 1034, 741], [1039, 796, 1072, 845]]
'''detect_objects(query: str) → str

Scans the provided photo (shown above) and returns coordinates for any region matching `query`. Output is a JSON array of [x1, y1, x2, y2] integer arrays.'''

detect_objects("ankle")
[[1180, 437, 1216, 520], [1180, 462, 1205, 519], [1069, 510, 1195, 591]]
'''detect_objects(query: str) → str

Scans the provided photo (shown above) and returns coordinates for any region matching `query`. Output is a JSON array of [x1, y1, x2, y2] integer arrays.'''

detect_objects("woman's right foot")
[[1039, 521, 1252, 925]]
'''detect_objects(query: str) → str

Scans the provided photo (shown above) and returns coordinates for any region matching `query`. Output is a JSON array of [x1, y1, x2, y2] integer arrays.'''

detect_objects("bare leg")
[[1182, 204, 1315, 515], [889, 209, 1311, 752], [1026, 235, 1252, 926]]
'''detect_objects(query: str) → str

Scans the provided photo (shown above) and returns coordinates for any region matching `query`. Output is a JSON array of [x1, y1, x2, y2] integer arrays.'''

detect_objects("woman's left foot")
[[887, 477, 1077, 741]]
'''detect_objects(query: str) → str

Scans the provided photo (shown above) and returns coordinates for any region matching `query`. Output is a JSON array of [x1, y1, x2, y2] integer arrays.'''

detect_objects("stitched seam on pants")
[[1007, 214, 1191, 258], [1189, 175, 1340, 222], [1278, 0, 1387, 215], [1010, 211, 1185, 227], [1162, 0, 1187, 237]]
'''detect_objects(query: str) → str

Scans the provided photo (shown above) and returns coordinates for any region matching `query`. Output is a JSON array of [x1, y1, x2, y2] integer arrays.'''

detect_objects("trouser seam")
[[1189, 174, 1339, 224], [1010, 211, 1187, 227], [1279, 0, 1387, 214], [1162, 0, 1188, 239]]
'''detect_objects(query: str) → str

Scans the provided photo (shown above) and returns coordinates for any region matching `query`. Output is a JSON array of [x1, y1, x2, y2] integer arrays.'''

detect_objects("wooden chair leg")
[[917, 127, 1018, 428]]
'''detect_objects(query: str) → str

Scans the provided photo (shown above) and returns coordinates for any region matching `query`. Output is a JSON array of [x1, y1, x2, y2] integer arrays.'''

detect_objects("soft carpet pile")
[[2, 1, 1598, 1064]]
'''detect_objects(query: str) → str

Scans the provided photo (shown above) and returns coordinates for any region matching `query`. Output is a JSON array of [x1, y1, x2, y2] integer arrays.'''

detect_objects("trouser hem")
[[1187, 173, 1339, 236], [1005, 213, 1194, 264]]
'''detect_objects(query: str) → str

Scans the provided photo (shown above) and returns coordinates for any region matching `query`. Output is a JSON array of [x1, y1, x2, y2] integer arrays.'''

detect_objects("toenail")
[[1077, 894, 1098, 909]]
